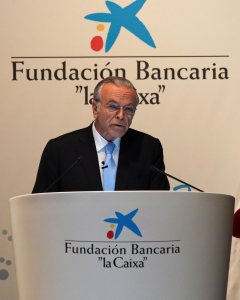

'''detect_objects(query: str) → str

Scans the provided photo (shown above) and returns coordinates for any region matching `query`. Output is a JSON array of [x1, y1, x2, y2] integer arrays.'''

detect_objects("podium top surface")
[[9, 190, 235, 203]]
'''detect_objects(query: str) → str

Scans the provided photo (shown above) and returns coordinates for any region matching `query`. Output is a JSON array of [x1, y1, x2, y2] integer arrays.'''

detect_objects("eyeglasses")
[[103, 103, 137, 115]]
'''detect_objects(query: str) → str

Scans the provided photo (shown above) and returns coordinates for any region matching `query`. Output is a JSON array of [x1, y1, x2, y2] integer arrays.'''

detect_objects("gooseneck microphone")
[[44, 156, 82, 193], [151, 165, 204, 192]]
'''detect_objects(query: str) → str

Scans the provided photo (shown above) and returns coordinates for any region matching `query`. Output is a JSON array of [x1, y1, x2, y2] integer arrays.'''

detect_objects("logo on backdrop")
[[84, 0, 156, 52], [104, 208, 142, 239], [10, 1, 229, 102]]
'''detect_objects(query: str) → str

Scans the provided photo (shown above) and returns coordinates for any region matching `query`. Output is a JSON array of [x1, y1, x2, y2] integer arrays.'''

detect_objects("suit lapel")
[[115, 130, 134, 190], [78, 125, 103, 190]]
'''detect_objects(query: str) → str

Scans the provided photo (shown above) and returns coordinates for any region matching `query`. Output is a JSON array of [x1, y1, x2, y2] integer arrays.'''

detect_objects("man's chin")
[[110, 126, 128, 139]]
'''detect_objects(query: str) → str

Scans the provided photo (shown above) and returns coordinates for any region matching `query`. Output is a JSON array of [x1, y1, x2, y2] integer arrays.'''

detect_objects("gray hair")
[[93, 76, 139, 103]]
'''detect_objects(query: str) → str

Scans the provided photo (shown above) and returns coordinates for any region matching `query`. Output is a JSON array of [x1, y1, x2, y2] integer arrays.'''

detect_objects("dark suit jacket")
[[32, 125, 170, 193]]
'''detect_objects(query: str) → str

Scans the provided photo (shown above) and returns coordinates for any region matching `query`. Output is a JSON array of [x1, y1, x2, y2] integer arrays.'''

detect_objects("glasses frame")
[[100, 102, 137, 116]]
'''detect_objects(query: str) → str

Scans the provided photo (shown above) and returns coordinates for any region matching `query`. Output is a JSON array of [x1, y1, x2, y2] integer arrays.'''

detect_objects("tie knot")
[[105, 142, 115, 154]]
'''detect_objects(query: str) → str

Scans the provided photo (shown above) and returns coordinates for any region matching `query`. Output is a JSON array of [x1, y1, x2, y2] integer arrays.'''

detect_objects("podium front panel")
[[9, 191, 234, 300]]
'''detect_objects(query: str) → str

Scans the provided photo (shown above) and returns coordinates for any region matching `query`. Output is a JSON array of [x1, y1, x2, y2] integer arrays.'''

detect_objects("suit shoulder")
[[49, 126, 91, 144], [42, 126, 92, 153]]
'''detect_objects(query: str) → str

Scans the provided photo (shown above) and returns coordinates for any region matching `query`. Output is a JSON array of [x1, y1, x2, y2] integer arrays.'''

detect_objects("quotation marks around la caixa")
[[0, 229, 13, 281]]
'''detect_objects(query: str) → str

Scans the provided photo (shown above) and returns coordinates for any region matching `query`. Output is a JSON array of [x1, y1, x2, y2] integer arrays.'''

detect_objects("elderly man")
[[32, 76, 169, 192]]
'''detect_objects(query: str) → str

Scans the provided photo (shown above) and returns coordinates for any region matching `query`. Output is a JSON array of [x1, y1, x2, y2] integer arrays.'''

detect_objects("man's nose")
[[116, 107, 125, 119]]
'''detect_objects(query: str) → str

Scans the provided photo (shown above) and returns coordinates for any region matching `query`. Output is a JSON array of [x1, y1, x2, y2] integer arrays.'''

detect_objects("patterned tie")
[[103, 142, 116, 191]]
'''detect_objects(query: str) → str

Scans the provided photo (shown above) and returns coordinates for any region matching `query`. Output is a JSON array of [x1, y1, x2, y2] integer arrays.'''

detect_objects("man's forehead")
[[110, 89, 135, 99], [102, 84, 136, 102]]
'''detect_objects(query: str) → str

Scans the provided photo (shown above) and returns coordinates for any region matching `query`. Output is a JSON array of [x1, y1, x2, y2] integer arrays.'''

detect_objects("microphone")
[[101, 161, 108, 169], [44, 156, 82, 192], [151, 165, 204, 192]]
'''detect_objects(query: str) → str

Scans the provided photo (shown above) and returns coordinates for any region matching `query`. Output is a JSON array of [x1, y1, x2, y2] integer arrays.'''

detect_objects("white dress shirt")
[[92, 123, 121, 184]]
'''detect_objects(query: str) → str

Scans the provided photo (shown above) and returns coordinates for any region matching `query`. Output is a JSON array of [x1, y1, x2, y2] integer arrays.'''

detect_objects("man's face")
[[92, 83, 138, 141]]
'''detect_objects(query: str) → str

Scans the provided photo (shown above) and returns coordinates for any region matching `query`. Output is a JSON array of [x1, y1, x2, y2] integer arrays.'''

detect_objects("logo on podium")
[[104, 208, 142, 239]]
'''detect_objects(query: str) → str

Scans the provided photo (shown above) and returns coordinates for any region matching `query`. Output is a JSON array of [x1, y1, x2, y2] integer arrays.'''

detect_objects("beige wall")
[[1, 1, 239, 299]]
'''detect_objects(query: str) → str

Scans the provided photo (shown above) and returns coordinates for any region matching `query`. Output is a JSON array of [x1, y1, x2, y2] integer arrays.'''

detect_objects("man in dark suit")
[[32, 76, 169, 193]]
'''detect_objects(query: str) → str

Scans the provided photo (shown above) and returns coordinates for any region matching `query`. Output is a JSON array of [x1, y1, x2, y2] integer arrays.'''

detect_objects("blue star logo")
[[104, 208, 142, 239], [84, 0, 156, 52]]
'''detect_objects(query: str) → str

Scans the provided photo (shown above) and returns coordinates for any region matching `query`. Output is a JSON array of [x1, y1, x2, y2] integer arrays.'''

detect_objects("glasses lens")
[[107, 104, 119, 112], [124, 105, 136, 114], [105, 103, 136, 115]]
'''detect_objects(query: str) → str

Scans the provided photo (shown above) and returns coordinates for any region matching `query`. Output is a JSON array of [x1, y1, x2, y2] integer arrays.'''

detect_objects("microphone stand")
[[151, 165, 204, 192]]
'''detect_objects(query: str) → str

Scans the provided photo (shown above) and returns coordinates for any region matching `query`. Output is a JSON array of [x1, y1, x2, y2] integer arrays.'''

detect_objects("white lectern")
[[9, 191, 234, 300]]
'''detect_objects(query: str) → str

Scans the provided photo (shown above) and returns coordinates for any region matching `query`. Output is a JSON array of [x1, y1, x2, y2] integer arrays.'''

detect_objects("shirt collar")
[[92, 123, 121, 152]]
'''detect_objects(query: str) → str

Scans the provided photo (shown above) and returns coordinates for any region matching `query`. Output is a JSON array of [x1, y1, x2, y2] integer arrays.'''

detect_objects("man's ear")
[[92, 100, 99, 119]]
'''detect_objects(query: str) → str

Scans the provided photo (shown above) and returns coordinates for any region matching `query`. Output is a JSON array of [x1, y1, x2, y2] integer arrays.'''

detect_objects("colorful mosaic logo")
[[84, 0, 156, 52], [104, 208, 142, 239]]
